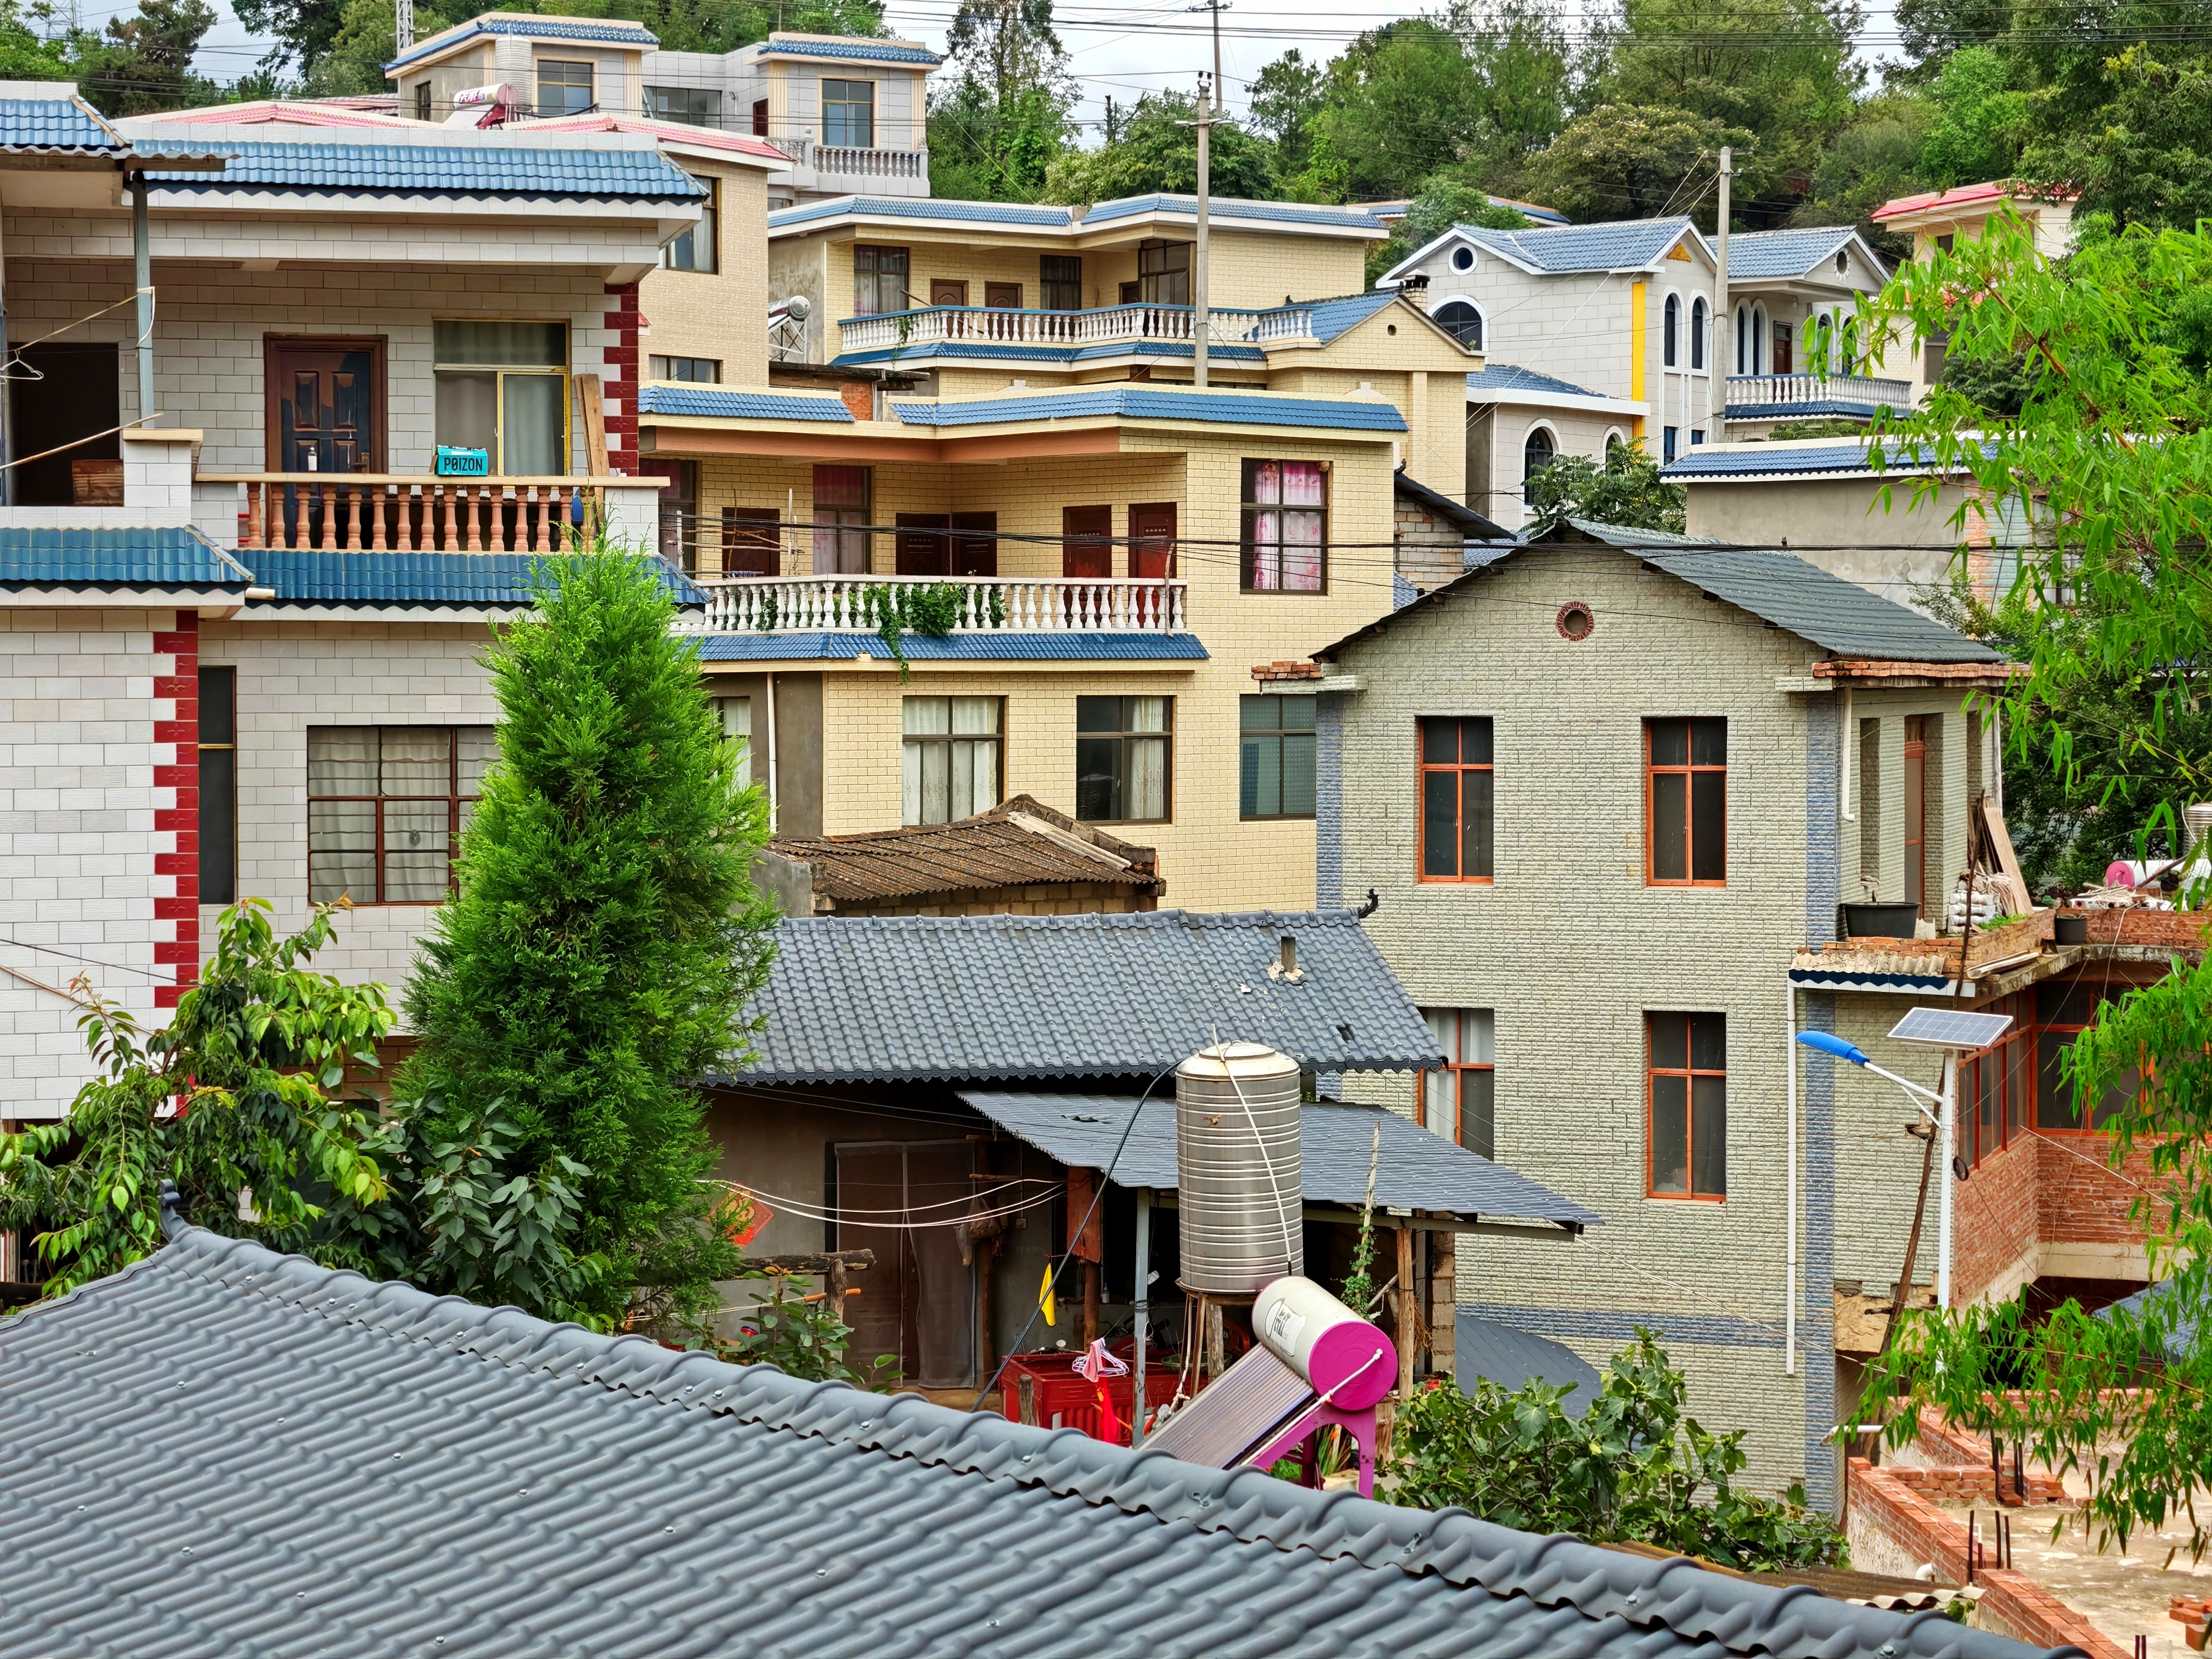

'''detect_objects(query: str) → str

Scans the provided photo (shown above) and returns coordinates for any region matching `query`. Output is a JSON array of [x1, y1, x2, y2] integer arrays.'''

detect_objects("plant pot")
[[1842, 902, 1920, 940], [2055, 913, 2089, 946]]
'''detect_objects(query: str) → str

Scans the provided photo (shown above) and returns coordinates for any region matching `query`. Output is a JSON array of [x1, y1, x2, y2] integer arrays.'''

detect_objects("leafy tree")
[[1846, 210, 2212, 1554], [0, 900, 395, 1296], [1792, 92, 1934, 253], [398, 542, 778, 1337], [70, 0, 221, 115], [1367, 176, 1530, 285], [1248, 48, 1328, 179], [1917, 44, 2025, 187], [0, 0, 67, 81], [927, 0, 1074, 202], [1525, 442, 1688, 532], [1529, 103, 1751, 224], [2029, 46, 2212, 232], [302, 0, 449, 96], [1308, 19, 1494, 202], [1043, 89, 1276, 204], [1389, 1330, 1847, 1571], [1892, 0, 2011, 81]]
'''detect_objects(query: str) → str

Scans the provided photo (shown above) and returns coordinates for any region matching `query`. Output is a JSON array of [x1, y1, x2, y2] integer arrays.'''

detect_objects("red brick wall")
[[837, 381, 872, 421], [1956, 1133, 2041, 1303], [1882, 1465, 2069, 1504], [152, 611, 199, 1011], [1955, 1129, 2161, 1305], [603, 281, 639, 474]]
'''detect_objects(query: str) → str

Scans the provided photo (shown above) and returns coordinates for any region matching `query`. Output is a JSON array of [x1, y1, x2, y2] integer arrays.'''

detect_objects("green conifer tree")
[[400, 541, 777, 1336]]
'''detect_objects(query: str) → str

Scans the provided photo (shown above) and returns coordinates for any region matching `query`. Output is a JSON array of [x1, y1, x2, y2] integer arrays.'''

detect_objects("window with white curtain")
[[719, 696, 753, 792], [1421, 1008, 1496, 1158], [1075, 695, 1171, 822], [903, 696, 1000, 825]]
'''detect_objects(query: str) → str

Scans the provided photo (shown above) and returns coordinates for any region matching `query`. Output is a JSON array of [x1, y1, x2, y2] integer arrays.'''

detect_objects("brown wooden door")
[[984, 282, 1022, 309], [1062, 504, 1112, 578], [721, 507, 780, 576], [1904, 716, 1927, 915], [930, 279, 968, 307], [832, 1146, 911, 1381], [1771, 321, 1794, 375], [832, 1141, 977, 1387], [268, 340, 380, 473], [950, 511, 997, 577], [1128, 501, 1176, 579], [895, 512, 951, 575]]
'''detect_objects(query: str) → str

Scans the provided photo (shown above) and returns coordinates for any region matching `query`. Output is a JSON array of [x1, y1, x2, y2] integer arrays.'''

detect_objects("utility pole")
[[1714, 146, 1732, 381], [1186, 0, 1229, 109], [1191, 74, 1214, 388], [1104, 94, 1117, 146], [396, 0, 413, 54]]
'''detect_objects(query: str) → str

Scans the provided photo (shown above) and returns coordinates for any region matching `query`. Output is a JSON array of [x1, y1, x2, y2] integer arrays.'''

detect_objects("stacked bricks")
[[1881, 1465, 2069, 1505], [603, 281, 640, 472], [152, 611, 198, 1010]]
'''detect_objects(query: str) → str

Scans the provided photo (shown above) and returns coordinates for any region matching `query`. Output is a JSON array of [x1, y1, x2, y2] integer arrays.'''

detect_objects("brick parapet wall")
[[1955, 1126, 2162, 1305], [603, 282, 640, 472], [1846, 1458, 2125, 1658], [151, 611, 198, 1009]]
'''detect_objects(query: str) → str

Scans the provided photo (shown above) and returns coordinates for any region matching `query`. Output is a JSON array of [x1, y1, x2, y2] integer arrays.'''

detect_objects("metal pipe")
[[1839, 686, 1855, 823], [1785, 979, 1798, 1376], [1936, 1051, 1959, 1306], [131, 172, 155, 425], [1714, 148, 1731, 376], [1132, 1187, 1151, 1446], [765, 671, 779, 833]]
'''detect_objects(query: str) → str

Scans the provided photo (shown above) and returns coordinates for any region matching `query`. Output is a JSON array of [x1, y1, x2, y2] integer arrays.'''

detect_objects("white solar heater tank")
[[1175, 1043, 1303, 1295]]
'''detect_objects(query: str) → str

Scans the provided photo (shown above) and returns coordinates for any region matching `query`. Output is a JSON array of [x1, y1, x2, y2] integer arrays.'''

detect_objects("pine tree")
[[400, 541, 777, 1336]]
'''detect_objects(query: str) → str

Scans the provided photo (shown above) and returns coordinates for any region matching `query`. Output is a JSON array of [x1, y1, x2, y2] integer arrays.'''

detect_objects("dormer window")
[[537, 60, 594, 117]]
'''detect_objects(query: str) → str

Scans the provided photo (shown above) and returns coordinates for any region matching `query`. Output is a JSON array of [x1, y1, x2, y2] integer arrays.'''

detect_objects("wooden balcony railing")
[[678, 573, 1189, 635], [204, 475, 605, 553]]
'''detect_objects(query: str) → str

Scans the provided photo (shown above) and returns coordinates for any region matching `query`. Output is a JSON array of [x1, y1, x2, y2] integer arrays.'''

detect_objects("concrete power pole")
[[1714, 146, 1732, 383], [1194, 73, 1211, 388], [1186, 0, 1228, 110]]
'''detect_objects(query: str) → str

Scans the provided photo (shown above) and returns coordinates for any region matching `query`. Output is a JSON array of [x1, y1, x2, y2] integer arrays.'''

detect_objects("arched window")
[[1752, 304, 1768, 374], [1523, 425, 1556, 481], [1840, 318, 1858, 374], [1735, 304, 1748, 375], [1690, 297, 1708, 370], [1663, 294, 1680, 367], [1433, 299, 1483, 350]]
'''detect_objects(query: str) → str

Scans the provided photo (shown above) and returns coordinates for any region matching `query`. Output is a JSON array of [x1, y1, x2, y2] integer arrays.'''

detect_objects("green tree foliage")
[[399, 542, 778, 1335], [0, 0, 66, 80], [1528, 103, 1750, 222], [69, 0, 221, 115], [1846, 211, 2212, 1554], [0, 900, 395, 1296], [1793, 93, 1934, 251], [927, 0, 1075, 202], [1366, 178, 1529, 286], [1524, 442, 1687, 532], [2039, 47, 2212, 232], [1043, 88, 1276, 204], [1248, 48, 1328, 179], [1916, 44, 2025, 187], [1389, 1330, 1847, 1570]]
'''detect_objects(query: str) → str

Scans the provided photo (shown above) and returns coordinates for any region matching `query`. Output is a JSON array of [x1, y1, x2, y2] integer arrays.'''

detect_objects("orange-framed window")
[[1419, 716, 1493, 882], [1904, 714, 1927, 915], [1419, 1008, 1494, 1158], [1963, 989, 2034, 1165], [1648, 1011, 1725, 1199], [2034, 979, 2141, 1132], [1647, 717, 1725, 885]]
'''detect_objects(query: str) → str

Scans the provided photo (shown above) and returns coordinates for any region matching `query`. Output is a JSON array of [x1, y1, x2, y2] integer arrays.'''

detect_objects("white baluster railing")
[[1723, 373, 1912, 411], [838, 302, 1289, 357], [675, 574, 1189, 636]]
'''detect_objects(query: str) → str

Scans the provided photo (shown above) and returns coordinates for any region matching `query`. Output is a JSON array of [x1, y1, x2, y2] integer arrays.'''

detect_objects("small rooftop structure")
[[0, 1217, 2066, 1658]]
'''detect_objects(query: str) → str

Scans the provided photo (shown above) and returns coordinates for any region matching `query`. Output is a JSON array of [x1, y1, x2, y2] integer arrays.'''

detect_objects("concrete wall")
[[1684, 477, 1980, 610]]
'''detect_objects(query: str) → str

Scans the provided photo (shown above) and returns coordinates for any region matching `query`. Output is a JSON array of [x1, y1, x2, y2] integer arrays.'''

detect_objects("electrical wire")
[[0, 934, 178, 984]]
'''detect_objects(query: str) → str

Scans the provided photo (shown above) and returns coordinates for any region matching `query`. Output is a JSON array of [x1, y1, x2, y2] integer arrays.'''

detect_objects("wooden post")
[[1083, 1261, 1101, 1347], [1428, 1224, 1457, 1384], [1016, 1370, 1037, 1426], [1396, 1222, 1416, 1399], [577, 373, 609, 475]]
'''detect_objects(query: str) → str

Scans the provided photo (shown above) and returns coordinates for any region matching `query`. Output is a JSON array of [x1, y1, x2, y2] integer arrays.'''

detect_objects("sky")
[[154, 0, 1904, 138]]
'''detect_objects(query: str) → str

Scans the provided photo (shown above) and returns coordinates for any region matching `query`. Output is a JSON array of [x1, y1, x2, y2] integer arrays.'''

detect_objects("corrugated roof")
[[1658, 441, 1946, 480], [0, 1222, 2067, 1659], [756, 35, 942, 63], [771, 195, 1076, 231], [1079, 194, 1387, 233], [960, 1092, 1601, 1229], [694, 631, 1208, 662], [1458, 1311, 1602, 1403], [0, 94, 127, 152], [245, 550, 705, 610], [131, 139, 705, 201], [637, 384, 856, 421], [1724, 225, 1861, 280], [386, 13, 659, 70], [771, 795, 1161, 904], [733, 909, 1444, 1082], [0, 526, 248, 588], [1465, 362, 1605, 398], [887, 387, 1407, 431], [1464, 216, 1698, 274]]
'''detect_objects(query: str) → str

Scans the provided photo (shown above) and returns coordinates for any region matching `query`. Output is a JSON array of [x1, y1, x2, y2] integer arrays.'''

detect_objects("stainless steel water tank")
[[1175, 1043, 1303, 1295]]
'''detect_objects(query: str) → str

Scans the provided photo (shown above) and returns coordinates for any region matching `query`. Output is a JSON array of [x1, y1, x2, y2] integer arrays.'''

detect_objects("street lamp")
[[1796, 1007, 2013, 1308]]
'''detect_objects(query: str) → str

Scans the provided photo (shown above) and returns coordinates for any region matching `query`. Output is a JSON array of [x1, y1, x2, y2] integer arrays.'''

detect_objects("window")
[[1690, 427, 1705, 445], [1450, 244, 1474, 272], [1648, 1012, 1725, 1198], [1432, 299, 1482, 349], [647, 457, 698, 573], [1936, 232, 1955, 253], [2036, 980, 2139, 1131], [662, 174, 719, 273], [1240, 695, 1316, 820], [648, 356, 721, 383], [1421, 1008, 1495, 1158], [853, 245, 910, 315], [413, 81, 430, 122], [1690, 296, 1707, 369], [1075, 696, 1171, 823], [1240, 460, 1325, 592], [646, 84, 721, 127], [1522, 425, 1555, 482], [1418, 716, 1493, 882], [1663, 294, 1679, 366], [536, 60, 594, 117], [722, 506, 780, 576], [752, 98, 769, 137], [1647, 718, 1725, 885], [1662, 425, 1678, 464], [198, 665, 236, 905], [1041, 255, 1082, 311], [822, 78, 875, 148], [1963, 990, 2033, 1163], [1137, 239, 1190, 304], [1904, 715, 1927, 914], [308, 726, 493, 904], [719, 697, 753, 791], [904, 697, 1001, 825], [812, 465, 870, 573], [432, 320, 567, 476], [1771, 318, 1793, 375]]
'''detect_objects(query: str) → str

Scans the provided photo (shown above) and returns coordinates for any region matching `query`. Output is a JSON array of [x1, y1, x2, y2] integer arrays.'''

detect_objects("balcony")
[[1724, 373, 1912, 418], [837, 302, 1314, 359], [199, 475, 662, 553], [769, 137, 929, 189], [677, 573, 1189, 635]]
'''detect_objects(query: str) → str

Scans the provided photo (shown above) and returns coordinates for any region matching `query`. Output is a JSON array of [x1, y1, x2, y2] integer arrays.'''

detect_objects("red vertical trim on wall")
[[151, 610, 199, 1009], [603, 281, 639, 474]]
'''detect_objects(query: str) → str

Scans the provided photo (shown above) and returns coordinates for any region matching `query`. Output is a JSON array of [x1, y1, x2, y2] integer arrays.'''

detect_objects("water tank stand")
[[1246, 1398, 1379, 1499]]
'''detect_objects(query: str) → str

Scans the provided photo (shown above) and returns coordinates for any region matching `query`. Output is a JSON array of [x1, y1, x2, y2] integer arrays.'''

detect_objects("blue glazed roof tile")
[[637, 385, 855, 421], [695, 631, 1207, 662], [1302, 289, 1401, 342], [1466, 362, 1605, 399], [1658, 441, 1949, 480], [0, 95, 126, 153], [132, 139, 704, 202], [1723, 225, 1865, 280], [387, 13, 658, 70], [245, 550, 704, 610], [887, 387, 1407, 431], [756, 35, 941, 64], [770, 195, 1075, 230], [0, 1222, 2066, 1659], [1464, 216, 1699, 274], [1079, 194, 1387, 232], [0, 526, 246, 588]]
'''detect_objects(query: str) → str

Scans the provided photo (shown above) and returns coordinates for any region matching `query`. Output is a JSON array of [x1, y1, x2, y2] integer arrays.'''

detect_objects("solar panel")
[[1889, 1007, 2015, 1049]]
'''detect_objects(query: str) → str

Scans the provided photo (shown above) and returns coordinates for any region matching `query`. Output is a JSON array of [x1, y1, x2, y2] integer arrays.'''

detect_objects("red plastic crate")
[[998, 1341, 1182, 1444]]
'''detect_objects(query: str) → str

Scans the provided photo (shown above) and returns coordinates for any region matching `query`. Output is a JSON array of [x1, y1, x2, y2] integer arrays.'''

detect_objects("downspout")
[[1838, 686, 1854, 823], [131, 171, 155, 425], [1132, 1188, 1152, 1446], [765, 672, 780, 834], [1785, 978, 1798, 1376]]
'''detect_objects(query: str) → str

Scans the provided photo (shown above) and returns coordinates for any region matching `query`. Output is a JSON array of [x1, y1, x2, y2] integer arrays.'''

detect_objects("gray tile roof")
[[1458, 1310, 1603, 1404], [1723, 225, 1869, 280], [1465, 216, 1699, 274], [1660, 441, 1946, 480], [1466, 362, 1606, 399], [959, 1091, 1602, 1228], [732, 909, 1442, 1084], [0, 1222, 2074, 1658]]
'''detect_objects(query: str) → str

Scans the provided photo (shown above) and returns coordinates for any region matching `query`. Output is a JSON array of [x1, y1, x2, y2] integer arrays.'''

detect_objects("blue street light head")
[[1796, 1030, 1869, 1067]]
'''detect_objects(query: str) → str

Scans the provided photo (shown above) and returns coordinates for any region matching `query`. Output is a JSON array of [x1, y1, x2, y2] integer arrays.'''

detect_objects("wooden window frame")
[[306, 725, 490, 906], [198, 665, 236, 906], [1646, 1011, 1726, 1201], [1239, 459, 1328, 593], [1040, 255, 1082, 311], [1417, 716, 1494, 884], [1645, 717, 1726, 888]]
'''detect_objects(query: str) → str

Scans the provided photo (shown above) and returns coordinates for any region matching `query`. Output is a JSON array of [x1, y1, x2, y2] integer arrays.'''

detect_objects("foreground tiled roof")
[[242, 550, 705, 610], [694, 631, 1208, 662], [0, 526, 248, 588], [130, 138, 706, 201], [0, 1224, 2067, 1657], [637, 384, 855, 421], [736, 909, 1443, 1081], [960, 1091, 1601, 1229], [771, 794, 1162, 904], [1464, 216, 1698, 274], [887, 387, 1407, 431], [0, 92, 127, 152]]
